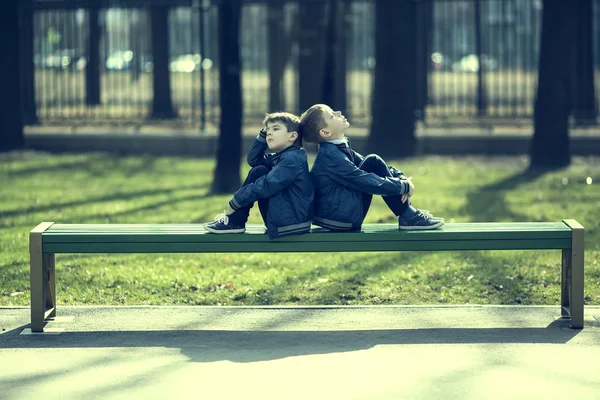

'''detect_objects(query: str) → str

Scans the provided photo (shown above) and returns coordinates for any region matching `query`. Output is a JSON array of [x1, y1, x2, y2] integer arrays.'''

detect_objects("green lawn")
[[1, 151, 599, 307]]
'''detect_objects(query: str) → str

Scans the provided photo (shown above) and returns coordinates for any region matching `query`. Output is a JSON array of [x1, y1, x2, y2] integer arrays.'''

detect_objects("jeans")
[[359, 154, 408, 218], [227, 166, 270, 226]]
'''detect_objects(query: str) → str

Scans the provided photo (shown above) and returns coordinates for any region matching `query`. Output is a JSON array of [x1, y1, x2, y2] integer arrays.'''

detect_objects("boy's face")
[[319, 106, 350, 141], [265, 121, 297, 152]]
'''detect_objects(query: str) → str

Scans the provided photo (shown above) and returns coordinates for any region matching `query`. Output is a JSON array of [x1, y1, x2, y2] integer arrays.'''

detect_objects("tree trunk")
[[572, 0, 597, 126], [368, 0, 417, 158], [267, 3, 286, 112], [0, 0, 24, 151], [530, 1, 576, 168], [86, 8, 101, 106], [323, 0, 348, 116], [211, 0, 243, 194], [414, 0, 433, 121], [21, 0, 38, 125], [150, 5, 176, 119], [297, 1, 328, 113]]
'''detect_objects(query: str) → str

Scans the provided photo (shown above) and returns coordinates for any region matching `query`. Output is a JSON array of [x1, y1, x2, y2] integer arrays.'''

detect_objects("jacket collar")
[[271, 145, 299, 165]]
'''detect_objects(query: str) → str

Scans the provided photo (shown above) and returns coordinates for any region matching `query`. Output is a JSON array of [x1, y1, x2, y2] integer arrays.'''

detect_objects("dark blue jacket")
[[229, 137, 314, 239], [310, 141, 408, 231]]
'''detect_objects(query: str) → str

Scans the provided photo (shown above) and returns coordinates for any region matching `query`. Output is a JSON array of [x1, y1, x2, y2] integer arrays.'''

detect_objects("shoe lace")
[[416, 210, 430, 220], [213, 213, 229, 225]]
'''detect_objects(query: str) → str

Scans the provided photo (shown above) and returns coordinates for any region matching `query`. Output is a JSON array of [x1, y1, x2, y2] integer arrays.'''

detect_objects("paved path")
[[1, 306, 600, 400]]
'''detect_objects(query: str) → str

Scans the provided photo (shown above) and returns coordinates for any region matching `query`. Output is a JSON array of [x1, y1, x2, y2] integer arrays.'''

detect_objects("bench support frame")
[[30, 222, 56, 332], [562, 219, 585, 329]]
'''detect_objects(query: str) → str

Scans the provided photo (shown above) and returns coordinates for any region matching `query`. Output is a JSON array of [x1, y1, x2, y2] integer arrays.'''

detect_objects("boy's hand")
[[388, 165, 404, 178], [259, 128, 267, 138], [401, 177, 414, 203]]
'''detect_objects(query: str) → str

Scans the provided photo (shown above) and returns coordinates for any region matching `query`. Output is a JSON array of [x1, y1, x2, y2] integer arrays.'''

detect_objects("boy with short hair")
[[204, 112, 314, 239], [299, 104, 443, 231]]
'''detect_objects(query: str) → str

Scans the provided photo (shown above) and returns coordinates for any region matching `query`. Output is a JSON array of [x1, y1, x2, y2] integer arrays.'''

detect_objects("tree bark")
[[530, 0, 576, 168], [572, 0, 597, 126], [414, 0, 433, 121], [21, 0, 38, 125], [267, 3, 286, 112], [86, 8, 101, 106], [323, 0, 348, 116], [211, 0, 243, 194], [150, 5, 176, 119], [368, 0, 417, 158], [297, 1, 328, 113], [0, 0, 24, 151]]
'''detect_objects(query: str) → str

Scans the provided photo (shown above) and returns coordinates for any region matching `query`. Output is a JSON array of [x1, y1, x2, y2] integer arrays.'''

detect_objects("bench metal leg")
[[30, 222, 55, 332], [563, 220, 585, 329], [561, 248, 570, 319]]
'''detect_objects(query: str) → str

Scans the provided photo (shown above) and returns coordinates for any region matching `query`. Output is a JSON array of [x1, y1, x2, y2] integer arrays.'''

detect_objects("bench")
[[29, 220, 585, 332]]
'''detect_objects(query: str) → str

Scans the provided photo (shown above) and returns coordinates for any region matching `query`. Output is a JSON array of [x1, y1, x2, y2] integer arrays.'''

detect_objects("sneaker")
[[204, 213, 246, 234], [418, 209, 444, 221], [399, 211, 445, 230]]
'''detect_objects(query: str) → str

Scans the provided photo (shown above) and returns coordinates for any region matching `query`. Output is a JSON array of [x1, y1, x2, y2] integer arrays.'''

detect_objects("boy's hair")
[[263, 112, 303, 147], [298, 104, 327, 144]]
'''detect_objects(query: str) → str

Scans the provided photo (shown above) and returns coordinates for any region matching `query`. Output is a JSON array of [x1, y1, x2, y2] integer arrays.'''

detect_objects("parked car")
[[451, 54, 498, 73], [169, 54, 212, 72], [106, 50, 153, 72], [37, 49, 85, 71]]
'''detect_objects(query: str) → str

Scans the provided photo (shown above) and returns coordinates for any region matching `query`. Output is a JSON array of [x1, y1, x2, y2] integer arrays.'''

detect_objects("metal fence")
[[21, 0, 600, 131]]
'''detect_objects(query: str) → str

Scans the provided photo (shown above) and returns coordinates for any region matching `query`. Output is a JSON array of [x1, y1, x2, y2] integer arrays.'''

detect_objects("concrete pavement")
[[1, 305, 600, 400]]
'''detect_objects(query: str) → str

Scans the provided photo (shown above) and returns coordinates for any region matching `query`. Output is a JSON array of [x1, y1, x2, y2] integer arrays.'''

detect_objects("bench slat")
[[43, 238, 571, 253], [45, 222, 571, 232], [42, 223, 572, 246]]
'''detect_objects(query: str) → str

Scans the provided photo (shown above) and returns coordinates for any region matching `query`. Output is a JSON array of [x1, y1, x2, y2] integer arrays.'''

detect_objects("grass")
[[1, 151, 599, 307]]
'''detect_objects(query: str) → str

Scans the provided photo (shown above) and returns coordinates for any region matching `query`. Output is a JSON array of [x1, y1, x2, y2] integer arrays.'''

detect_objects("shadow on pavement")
[[0, 319, 580, 364]]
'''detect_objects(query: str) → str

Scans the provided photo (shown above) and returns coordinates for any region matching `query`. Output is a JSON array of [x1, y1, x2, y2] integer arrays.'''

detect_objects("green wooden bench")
[[29, 220, 585, 332]]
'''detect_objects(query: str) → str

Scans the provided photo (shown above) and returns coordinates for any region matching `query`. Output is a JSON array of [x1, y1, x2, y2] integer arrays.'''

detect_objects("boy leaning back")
[[204, 112, 314, 239], [299, 104, 444, 231]]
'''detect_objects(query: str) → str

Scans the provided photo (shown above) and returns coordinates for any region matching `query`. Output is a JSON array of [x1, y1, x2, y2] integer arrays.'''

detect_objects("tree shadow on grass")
[[450, 250, 561, 305], [463, 168, 549, 222], [1, 184, 209, 219], [262, 248, 558, 308], [6, 154, 107, 177], [69, 193, 216, 223], [236, 251, 429, 307]]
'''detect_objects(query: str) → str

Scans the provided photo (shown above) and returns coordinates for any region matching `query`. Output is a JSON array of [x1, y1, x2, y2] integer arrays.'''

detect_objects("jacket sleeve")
[[246, 134, 273, 168], [351, 150, 365, 167], [230, 153, 299, 210], [323, 152, 409, 196]]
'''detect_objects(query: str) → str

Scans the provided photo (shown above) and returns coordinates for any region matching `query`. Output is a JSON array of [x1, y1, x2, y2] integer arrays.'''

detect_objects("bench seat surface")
[[41, 222, 573, 253]]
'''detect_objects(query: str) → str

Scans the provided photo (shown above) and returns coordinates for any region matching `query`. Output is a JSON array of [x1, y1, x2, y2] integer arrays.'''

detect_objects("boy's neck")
[[275, 144, 295, 153], [325, 131, 346, 142]]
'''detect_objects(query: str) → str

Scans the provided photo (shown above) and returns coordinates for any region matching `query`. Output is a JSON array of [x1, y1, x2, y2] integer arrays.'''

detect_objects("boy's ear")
[[319, 128, 330, 139], [289, 131, 298, 142]]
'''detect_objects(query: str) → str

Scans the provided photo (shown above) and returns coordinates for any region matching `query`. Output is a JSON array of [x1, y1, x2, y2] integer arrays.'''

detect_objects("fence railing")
[[21, 0, 600, 131]]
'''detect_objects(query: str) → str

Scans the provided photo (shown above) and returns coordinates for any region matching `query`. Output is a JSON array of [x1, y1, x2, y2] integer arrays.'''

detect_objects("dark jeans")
[[227, 166, 270, 226], [359, 154, 408, 218]]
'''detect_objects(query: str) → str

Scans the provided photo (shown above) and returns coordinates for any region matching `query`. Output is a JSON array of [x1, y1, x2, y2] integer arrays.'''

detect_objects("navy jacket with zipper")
[[229, 136, 314, 239], [310, 141, 409, 231]]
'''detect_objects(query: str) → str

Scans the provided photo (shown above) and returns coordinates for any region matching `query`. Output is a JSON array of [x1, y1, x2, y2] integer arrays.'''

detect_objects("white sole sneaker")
[[399, 220, 445, 231], [203, 225, 246, 234]]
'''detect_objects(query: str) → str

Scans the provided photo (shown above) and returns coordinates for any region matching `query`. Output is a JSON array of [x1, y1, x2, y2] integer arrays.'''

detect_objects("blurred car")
[[106, 50, 153, 72], [39, 49, 85, 71], [105, 50, 134, 71], [431, 52, 455, 71], [169, 54, 200, 73], [169, 54, 213, 72], [451, 54, 498, 73]]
